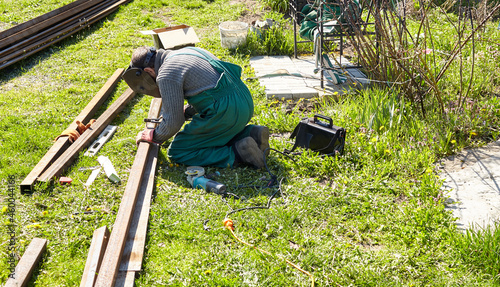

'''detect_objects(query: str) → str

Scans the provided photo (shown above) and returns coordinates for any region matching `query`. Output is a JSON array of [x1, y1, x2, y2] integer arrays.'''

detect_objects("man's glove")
[[184, 104, 197, 120], [136, 129, 159, 145]]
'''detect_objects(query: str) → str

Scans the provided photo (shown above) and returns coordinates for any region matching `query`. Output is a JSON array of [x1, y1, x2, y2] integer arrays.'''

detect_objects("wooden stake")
[[94, 98, 162, 287], [20, 68, 124, 193], [5, 238, 47, 287], [80, 226, 110, 287], [38, 88, 137, 183]]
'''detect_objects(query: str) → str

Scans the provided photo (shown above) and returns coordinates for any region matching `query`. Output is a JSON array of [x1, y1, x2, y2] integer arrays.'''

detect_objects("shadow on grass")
[[25, 250, 49, 287], [153, 149, 292, 211]]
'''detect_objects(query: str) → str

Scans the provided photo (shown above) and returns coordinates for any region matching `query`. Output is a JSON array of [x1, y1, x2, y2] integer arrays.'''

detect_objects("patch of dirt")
[[361, 243, 384, 252], [394, 194, 408, 204], [152, 8, 174, 27], [230, 0, 271, 25], [334, 41, 357, 61]]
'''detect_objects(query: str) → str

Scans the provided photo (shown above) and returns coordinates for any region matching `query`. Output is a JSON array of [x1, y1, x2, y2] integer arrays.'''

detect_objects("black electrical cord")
[[225, 177, 285, 218], [203, 149, 292, 230], [224, 148, 289, 218]]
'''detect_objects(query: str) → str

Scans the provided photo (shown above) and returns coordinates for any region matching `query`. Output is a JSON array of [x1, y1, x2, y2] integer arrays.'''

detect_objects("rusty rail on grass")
[[0, 0, 131, 71]]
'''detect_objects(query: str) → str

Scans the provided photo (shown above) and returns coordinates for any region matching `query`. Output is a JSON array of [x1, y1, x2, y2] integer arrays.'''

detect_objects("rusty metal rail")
[[0, 0, 131, 71]]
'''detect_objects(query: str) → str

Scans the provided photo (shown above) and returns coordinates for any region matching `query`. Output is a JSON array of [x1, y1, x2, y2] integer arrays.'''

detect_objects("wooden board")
[[38, 88, 137, 183], [20, 68, 124, 193], [80, 226, 110, 287], [94, 98, 162, 287], [5, 238, 47, 287], [119, 143, 159, 271]]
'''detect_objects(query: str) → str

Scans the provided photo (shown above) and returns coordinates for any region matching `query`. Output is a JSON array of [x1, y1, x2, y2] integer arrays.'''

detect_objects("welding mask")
[[122, 47, 161, 98]]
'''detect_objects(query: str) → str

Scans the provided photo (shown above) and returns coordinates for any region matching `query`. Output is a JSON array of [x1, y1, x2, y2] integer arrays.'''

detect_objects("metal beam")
[[0, 0, 112, 59], [20, 68, 124, 193], [38, 88, 137, 183], [0, 0, 89, 41], [94, 98, 162, 287], [80, 226, 110, 287], [119, 142, 159, 272], [0, 0, 132, 71], [0, 0, 107, 51], [4, 238, 47, 287]]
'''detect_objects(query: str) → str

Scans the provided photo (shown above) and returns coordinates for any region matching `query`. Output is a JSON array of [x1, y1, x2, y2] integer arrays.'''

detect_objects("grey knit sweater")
[[152, 48, 221, 143]]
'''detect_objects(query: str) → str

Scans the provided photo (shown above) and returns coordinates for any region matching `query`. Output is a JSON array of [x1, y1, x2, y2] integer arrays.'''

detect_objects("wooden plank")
[[38, 88, 137, 183], [80, 226, 110, 287], [94, 98, 162, 287], [119, 143, 159, 271], [0, 0, 131, 71], [0, 0, 108, 51], [20, 68, 124, 193], [5, 238, 47, 287], [115, 271, 136, 287]]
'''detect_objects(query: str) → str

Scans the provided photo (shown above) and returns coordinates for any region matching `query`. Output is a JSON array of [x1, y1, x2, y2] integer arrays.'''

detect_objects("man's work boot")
[[249, 125, 270, 156], [234, 137, 265, 169]]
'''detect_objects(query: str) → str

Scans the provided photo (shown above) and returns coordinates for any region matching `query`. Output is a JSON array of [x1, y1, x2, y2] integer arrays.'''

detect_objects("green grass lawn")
[[1, 0, 500, 286]]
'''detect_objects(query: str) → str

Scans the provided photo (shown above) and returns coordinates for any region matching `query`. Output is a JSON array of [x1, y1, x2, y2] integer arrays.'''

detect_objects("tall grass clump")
[[243, 14, 295, 56], [260, 0, 289, 13], [452, 222, 500, 283]]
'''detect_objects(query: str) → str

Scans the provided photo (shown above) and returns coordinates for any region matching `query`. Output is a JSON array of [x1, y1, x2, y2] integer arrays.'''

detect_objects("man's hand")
[[136, 129, 158, 145], [184, 104, 197, 120]]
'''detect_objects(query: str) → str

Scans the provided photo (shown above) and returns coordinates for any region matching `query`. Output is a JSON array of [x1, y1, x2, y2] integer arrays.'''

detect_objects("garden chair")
[[289, 0, 377, 87]]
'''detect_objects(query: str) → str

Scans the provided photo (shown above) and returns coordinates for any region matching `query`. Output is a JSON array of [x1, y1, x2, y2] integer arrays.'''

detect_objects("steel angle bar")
[[0, 0, 89, 42], [20, 68, 124, 193], [94, 98, 162, 287], [80, 226, 110, 287], [37, 88, 137, 183], [0, 0, 114, 59], [0, 0, 108, 51], [0, 0, 131, 71]]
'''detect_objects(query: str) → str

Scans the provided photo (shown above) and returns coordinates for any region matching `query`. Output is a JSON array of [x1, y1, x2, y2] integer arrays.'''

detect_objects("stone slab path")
[[439, 140, 500, 231], [249, 55, 369, 99]]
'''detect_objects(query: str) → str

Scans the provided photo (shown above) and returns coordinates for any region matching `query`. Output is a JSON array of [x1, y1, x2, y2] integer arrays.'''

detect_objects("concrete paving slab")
[[439, 140, 500, 231], [249, 55, 369, 100]]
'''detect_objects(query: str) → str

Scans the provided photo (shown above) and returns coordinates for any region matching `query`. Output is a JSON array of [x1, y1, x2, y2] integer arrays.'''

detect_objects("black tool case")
[[286, 114, 346, 155]]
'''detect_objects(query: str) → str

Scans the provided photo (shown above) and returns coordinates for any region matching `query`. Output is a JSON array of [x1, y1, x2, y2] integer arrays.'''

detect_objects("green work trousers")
[[167, 48, 255, 168]]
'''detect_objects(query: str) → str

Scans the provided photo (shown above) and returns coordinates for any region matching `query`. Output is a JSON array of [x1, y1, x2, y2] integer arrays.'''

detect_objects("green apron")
[[166, 47, 255, 168]]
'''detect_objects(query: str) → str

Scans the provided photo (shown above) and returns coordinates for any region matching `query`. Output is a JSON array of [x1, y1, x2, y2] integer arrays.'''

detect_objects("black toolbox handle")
[[314, 114, 333, 128]]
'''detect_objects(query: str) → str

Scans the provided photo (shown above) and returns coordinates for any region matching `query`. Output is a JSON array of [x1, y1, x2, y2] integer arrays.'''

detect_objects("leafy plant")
[[260, 0, 289, 13], [243, 14, 295, 56]]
